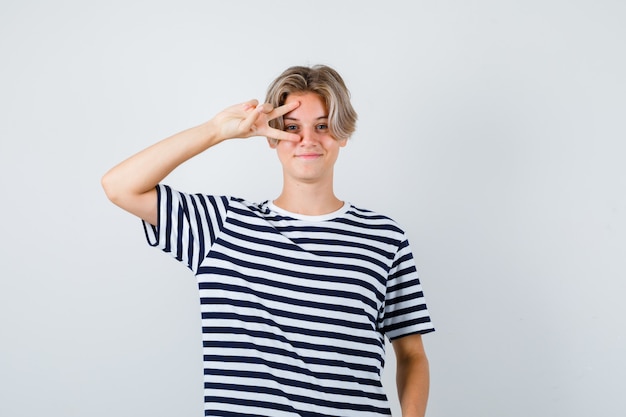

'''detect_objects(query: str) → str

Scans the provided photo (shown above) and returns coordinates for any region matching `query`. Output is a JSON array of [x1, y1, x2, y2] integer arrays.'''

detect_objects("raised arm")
[[101, 99, 300, 225]]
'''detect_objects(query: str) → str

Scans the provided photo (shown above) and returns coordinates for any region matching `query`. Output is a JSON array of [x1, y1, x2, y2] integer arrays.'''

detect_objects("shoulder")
[[344, 204, 406, 235], [157, 184, 249, 214], [229, 197, 270, 215]]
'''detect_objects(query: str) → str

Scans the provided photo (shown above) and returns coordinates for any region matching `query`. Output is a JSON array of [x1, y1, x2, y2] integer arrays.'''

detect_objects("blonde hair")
[[265, 65, 358, 141]]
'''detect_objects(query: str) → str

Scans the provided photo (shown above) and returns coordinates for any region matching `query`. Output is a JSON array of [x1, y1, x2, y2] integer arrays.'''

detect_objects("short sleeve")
[[380, 237, 435, 341], [142, 184, 229, 274]]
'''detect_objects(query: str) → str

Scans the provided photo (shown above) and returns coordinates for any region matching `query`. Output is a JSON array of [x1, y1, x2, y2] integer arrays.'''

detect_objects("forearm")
[[396, 352, 430, 417], [101, 120, 220, 203]]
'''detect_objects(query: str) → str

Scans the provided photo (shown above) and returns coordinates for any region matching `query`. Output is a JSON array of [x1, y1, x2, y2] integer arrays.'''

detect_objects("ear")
[[338, 137, 348, 148], [266, 137, 279, 148]]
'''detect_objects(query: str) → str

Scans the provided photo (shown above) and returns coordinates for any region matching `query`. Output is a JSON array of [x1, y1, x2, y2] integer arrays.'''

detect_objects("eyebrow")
[[283, 115, 329, 121]]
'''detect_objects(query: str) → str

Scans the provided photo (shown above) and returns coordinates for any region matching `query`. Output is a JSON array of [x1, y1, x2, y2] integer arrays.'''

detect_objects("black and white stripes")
[[144, 184, 434, 416]]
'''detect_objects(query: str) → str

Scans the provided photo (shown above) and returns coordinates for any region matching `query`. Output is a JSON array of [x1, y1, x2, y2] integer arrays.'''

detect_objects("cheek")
[[275, 142, 295, 160], [324, 139, 344, 153]]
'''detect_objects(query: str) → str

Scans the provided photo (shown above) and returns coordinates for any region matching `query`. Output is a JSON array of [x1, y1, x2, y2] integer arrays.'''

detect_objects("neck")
[[273, 179, 343, 216]]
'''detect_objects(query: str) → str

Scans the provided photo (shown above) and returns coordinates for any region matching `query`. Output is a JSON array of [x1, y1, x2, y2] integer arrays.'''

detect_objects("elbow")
[[101, 170, 122, 205]]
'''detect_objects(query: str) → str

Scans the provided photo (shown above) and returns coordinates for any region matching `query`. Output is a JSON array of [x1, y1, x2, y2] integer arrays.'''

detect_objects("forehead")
[[284, 92, 328, 119]]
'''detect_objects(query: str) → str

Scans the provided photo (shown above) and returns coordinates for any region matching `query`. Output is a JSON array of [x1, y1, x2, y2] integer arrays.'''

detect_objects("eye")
[[316, 123, 329, 131], [284, 124, 299, 132]]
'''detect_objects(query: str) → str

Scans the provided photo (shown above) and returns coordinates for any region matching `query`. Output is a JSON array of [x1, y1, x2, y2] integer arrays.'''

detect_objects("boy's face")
[[269, 92, 347, 185]]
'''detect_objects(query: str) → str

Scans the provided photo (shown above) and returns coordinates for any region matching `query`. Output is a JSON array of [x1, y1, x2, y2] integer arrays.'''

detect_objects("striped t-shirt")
[[143, 184, 434, 417]]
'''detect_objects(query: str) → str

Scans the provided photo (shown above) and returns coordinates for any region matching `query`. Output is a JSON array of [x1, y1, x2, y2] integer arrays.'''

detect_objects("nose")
[[299, 125, 320, 144]]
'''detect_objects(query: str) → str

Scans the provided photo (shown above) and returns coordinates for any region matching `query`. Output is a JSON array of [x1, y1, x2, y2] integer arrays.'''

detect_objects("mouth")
[[295, 153, 322, 160]]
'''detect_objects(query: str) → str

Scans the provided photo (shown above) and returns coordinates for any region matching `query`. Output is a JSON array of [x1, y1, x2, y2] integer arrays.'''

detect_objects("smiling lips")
[[295, 153, 322, 160]]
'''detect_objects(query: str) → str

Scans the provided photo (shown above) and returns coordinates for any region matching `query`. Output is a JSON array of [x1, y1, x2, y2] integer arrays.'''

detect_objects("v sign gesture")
[[209, 99, 301, 143]]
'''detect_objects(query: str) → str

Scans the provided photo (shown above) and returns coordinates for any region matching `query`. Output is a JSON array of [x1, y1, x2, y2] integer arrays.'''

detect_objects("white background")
[[1, 1, 625, 416]]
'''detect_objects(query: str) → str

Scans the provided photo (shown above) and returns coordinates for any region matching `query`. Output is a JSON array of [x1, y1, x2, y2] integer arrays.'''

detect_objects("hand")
[[210, 99, 301, 143]]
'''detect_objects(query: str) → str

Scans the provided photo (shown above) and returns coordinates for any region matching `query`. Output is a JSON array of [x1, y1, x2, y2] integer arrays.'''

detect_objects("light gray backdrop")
[[1, 1, 624, 416]]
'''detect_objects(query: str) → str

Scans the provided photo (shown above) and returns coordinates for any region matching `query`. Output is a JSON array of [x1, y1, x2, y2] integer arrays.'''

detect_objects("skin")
[[268, 92, 347, 215], [393, 333, 430, 417], [101, 92, 430, 416]]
